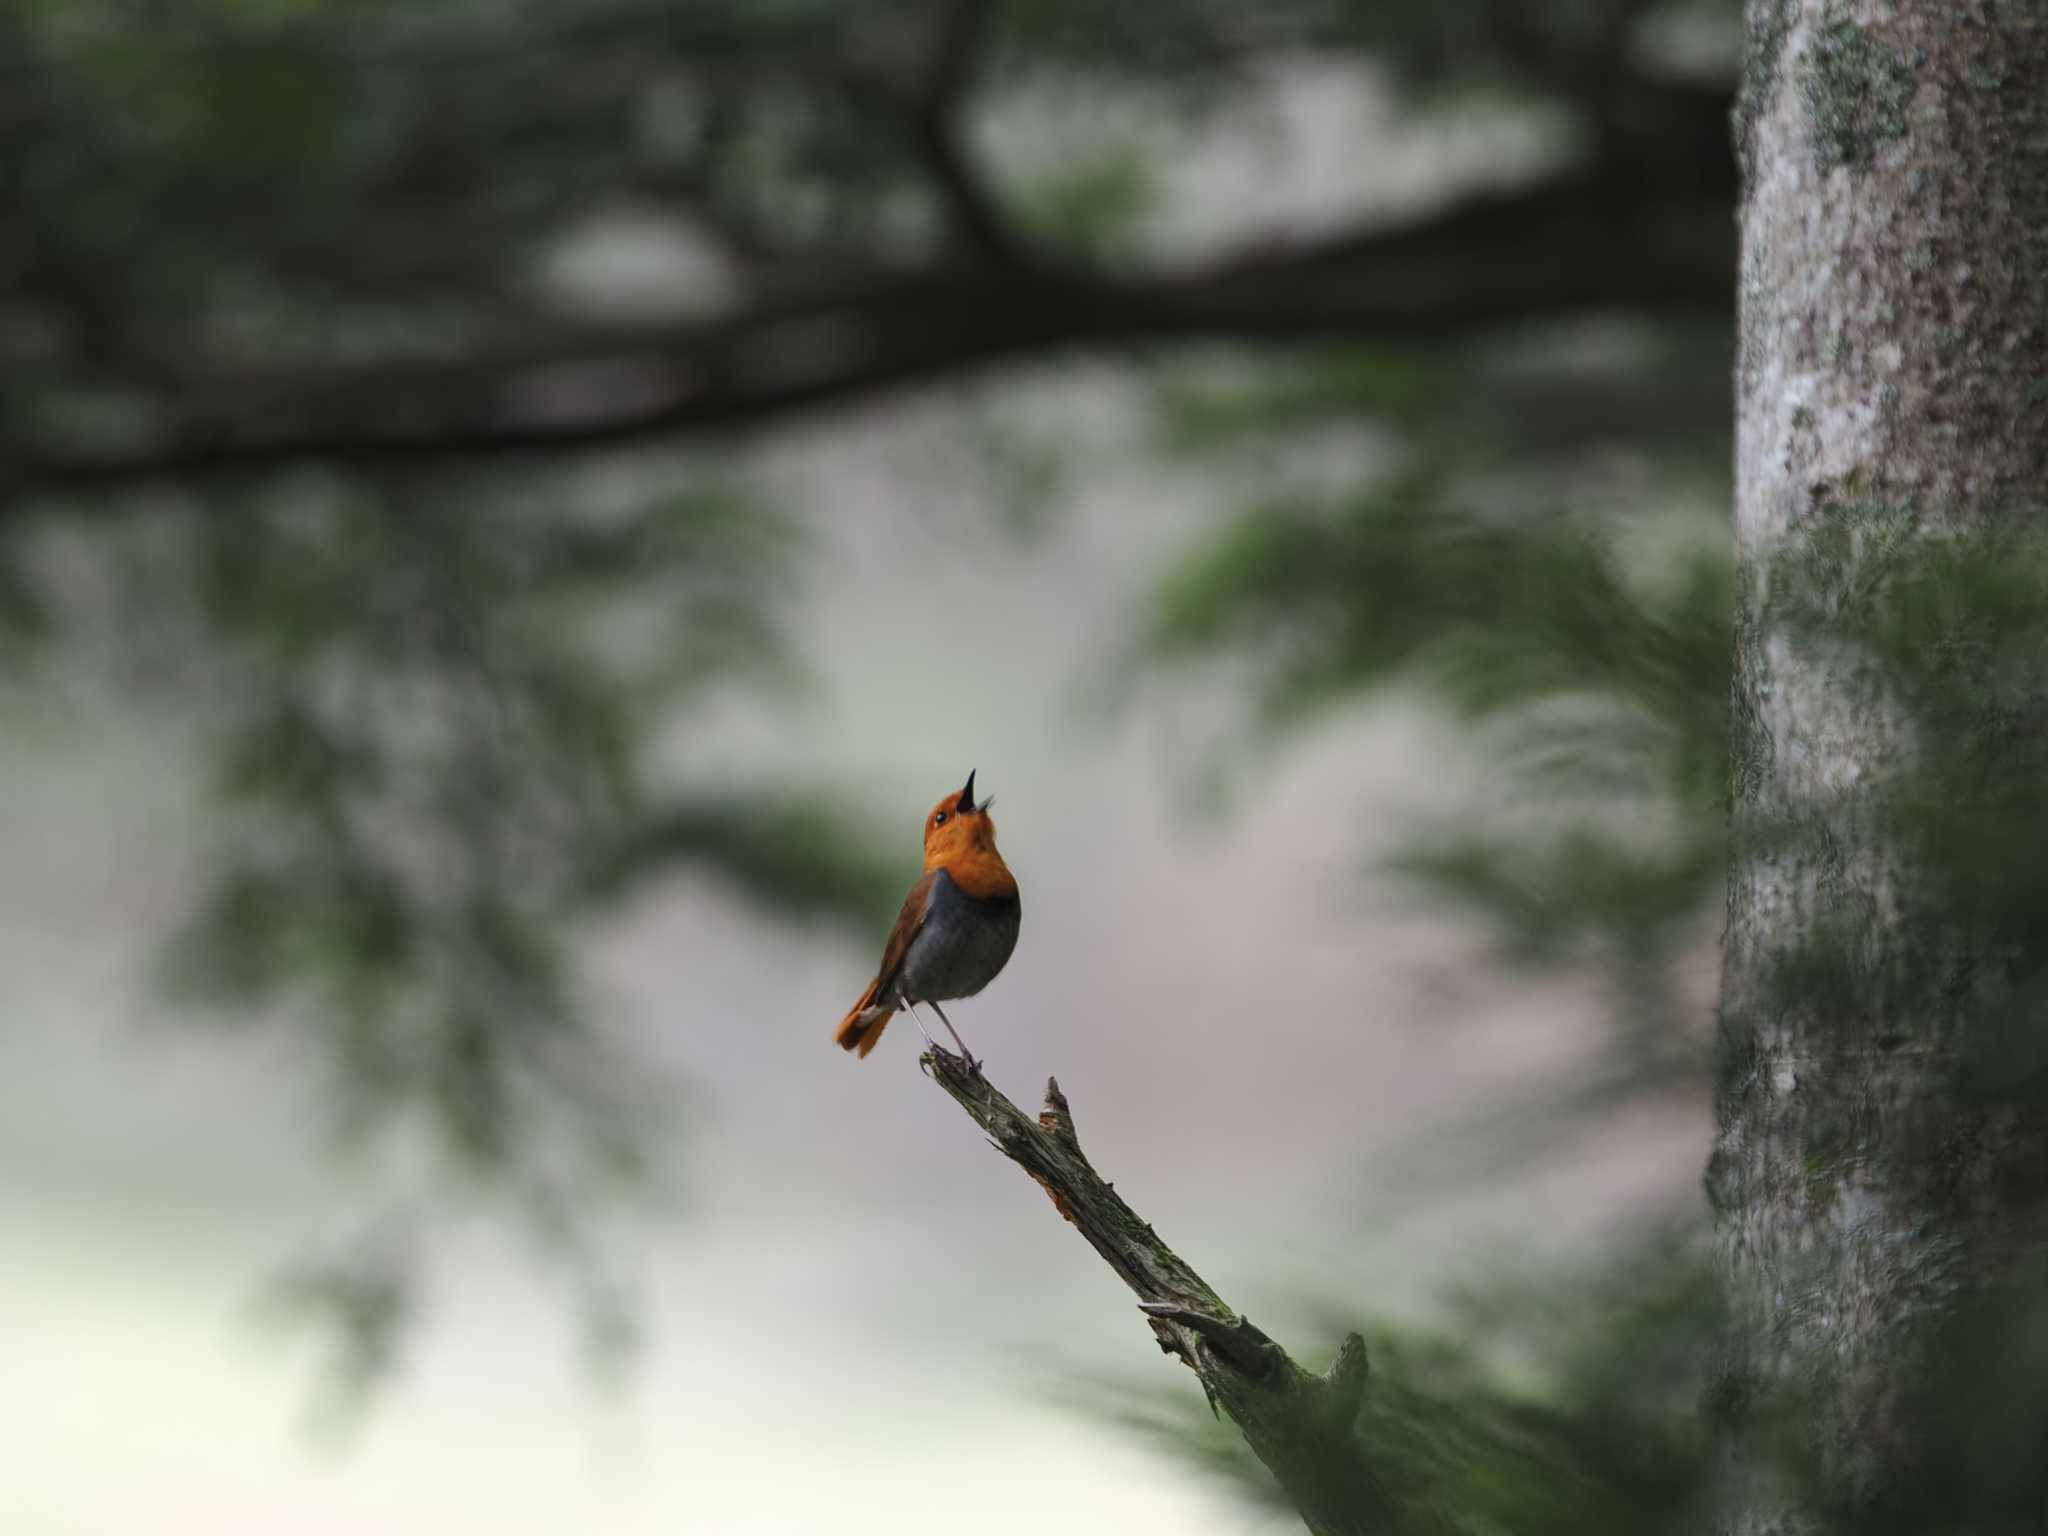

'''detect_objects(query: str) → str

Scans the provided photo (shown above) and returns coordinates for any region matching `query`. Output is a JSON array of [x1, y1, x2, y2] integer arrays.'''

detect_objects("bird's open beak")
[[956, 770, 994, 815]]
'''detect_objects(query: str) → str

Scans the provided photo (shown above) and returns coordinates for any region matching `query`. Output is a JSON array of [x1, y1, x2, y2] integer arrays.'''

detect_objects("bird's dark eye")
[[932, 811, 948, 826]]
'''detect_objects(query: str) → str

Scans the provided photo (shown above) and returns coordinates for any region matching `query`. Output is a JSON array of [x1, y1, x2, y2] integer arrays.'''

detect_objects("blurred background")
[[2, 4, 1744, 1531]]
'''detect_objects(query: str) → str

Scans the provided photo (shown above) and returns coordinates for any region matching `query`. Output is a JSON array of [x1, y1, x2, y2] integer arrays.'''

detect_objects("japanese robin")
[[834, 771, 1020, 1066]]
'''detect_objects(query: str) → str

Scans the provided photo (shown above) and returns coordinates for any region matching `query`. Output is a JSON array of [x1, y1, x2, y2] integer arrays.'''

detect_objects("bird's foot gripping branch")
[[918, 1046, 1382, 1536]]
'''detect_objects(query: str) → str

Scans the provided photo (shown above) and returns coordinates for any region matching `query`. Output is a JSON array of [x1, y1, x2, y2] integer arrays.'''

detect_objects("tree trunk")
[[1712, 0, 2048, 1523]]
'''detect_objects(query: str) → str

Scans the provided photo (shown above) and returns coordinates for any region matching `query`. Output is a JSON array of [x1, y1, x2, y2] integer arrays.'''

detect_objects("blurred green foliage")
[[7, 461, 903, 1397], [1137, 399, 1731, 1122], [159, 478, 795, 1166], [1088, 1226, 2048, 1536], [1, 0, 1733, 1235], [1079, 1236, 1728, 1535], [1009, 139, 1160, 263]]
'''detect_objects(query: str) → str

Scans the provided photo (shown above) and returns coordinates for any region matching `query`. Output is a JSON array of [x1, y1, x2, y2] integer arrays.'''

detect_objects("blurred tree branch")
[[896, 0, 1035, 266], [7, 160, 1731, 502], [0, 0, 1734, 508], [922, 1048, 1380, 1536]]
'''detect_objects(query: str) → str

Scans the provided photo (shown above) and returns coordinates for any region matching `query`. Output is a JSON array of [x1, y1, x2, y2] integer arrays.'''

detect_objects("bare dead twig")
[[920, 1045, 1385, 1536]]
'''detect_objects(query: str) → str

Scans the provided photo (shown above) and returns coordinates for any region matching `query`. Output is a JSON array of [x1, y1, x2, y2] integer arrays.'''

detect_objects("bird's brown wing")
[[869, 870, 937, 1004], [834, 872, 937, 1057]]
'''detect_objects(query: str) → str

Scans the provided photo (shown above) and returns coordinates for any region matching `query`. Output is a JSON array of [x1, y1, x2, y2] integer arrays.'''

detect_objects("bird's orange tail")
[[834, 981, 894, 1058]]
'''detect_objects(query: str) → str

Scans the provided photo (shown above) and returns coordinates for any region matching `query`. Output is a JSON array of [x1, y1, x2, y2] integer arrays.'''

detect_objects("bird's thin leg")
[[927, 1000, 981, 1073], [903, 1001, 940, 1053]]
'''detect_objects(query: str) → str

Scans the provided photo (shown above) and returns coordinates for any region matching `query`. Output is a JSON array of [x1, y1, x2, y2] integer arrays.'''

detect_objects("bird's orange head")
[[921, 771, 1014, 897]]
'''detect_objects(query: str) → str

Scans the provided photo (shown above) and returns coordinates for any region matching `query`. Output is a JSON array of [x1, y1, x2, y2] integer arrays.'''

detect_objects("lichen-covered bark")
[[1713, 0, 2048, 1522], [921, 1049, 1379, 1536]]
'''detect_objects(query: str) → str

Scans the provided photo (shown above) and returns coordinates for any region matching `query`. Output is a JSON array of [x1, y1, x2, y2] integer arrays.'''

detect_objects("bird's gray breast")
[[896, 869, 1020, 1004]]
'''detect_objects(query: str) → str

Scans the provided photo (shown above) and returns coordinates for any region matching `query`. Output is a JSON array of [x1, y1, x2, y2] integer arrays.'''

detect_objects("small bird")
[[835, 771, 1020, 1066]]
